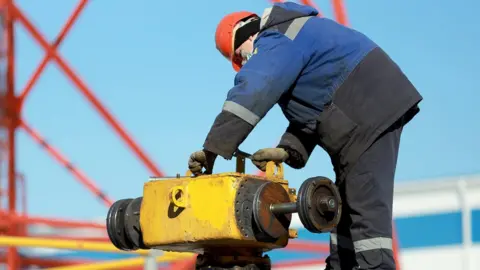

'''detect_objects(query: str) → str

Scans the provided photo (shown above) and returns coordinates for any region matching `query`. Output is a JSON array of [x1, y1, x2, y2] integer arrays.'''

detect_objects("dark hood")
[[259, 2, 319, 31]]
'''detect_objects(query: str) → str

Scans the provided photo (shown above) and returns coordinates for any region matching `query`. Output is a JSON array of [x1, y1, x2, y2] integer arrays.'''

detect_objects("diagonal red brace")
[[330, 0, 348, 26], [19, 0, 90, 102], [0, 211, 106, 229], [11, 3, 165, 177], [19, 119, 113, 207]]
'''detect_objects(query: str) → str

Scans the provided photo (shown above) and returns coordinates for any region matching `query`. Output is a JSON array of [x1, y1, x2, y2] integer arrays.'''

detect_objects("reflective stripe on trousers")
[[324, 112, 405, 270], [330, 233, 393, 253]]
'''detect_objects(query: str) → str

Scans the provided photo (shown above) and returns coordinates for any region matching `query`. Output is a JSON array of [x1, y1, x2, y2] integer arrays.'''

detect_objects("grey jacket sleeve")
[[277, 124, 317, 169], [203, 110, 254, 160]]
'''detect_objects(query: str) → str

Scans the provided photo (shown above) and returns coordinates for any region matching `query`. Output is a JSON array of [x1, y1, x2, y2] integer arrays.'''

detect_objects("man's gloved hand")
[[251, 148, 289, 171], [188, 150, 217, 176]]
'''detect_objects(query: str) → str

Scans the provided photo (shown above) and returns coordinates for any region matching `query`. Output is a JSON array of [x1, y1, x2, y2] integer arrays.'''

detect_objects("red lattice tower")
[[0, 0, 165, 268], [0, 0, 401, 269]]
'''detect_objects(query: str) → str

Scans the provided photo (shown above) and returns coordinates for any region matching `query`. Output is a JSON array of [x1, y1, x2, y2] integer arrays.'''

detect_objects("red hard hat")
[[215, 11, 257, 72]]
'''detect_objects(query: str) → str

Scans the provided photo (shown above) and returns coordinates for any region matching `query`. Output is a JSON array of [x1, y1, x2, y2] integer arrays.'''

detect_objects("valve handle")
[[265, 161, 284, 179], [184, 149, 285, 179]]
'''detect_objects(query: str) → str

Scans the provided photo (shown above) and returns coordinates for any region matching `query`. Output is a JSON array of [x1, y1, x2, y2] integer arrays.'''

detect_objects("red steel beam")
[[0, 255, 89, 268], [4, 0, 19, 268], [28, 235, 108, 242], [0, 211, 105, 229], [19, 120, 114, 207], [331, 0, 348, 26], [18, 0, 89, 102], [392, 224, 402, 269], [0, 0, 167, 267], [11, 2, 165, 178], [0, 152, 2, 210], [0, 0, 168, 269]]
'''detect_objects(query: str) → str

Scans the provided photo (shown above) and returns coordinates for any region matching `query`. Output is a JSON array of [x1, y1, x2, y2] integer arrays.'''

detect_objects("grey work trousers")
[[324, 117, 404, 270]]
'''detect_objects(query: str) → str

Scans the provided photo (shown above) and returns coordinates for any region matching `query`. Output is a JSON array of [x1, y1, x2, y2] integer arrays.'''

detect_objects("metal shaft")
[[233, 149, 252, 160], [270, 202, 297, 215], [270, 197, 337, 216]]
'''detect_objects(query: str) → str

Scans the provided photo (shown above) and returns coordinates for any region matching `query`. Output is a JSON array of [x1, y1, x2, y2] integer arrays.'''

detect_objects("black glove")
[[251, 148, 289, 171], [188, 150, 217, 175]]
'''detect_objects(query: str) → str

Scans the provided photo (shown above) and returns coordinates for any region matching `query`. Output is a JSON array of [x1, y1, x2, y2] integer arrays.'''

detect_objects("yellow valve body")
[[140, 172, 297, 254]]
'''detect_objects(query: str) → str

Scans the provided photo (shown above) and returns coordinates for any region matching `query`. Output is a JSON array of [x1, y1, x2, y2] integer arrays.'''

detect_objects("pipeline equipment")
[[106, 150, 342, 269]]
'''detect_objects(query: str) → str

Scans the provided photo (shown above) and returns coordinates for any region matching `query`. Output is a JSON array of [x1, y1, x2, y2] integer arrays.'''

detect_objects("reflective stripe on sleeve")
[[222, 101, 260, 126]]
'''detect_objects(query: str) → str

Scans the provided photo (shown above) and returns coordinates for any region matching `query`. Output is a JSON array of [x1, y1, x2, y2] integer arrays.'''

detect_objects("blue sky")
[[8, 0, 479, 220]]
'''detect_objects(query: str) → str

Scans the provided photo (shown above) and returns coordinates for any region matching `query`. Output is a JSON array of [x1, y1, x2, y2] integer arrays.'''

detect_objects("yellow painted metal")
[[45, 253, 193, 270], [140, 161, 298, 253], [265, 161, 284, 179], [0, 235, 186, 257]]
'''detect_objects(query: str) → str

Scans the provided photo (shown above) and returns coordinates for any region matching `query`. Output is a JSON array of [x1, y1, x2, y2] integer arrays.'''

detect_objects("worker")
[[188, 2, 422, 269]]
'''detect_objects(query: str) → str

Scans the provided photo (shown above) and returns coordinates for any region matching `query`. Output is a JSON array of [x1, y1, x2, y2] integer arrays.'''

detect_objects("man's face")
[[235, 37, 254, 65]]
